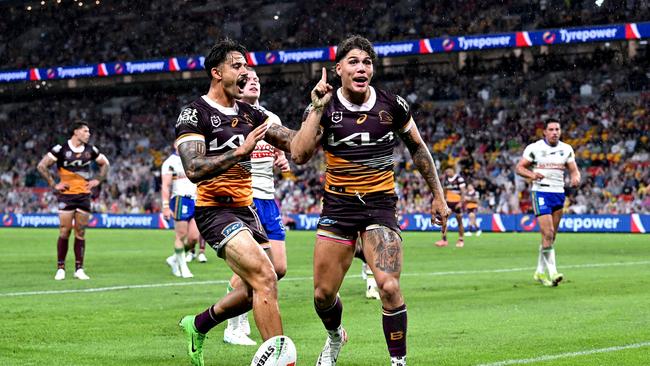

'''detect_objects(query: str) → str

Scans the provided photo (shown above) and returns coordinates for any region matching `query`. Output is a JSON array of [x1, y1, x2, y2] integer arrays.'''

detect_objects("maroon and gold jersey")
[[48, 141, 102, 195], [314, 87, 413, 197], [443, 174, 466, 203], [174, 96, 272, 207]]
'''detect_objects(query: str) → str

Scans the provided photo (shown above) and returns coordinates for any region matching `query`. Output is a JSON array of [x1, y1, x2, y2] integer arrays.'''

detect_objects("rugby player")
[[37, 121, 110, 280], [175, 39, 296, 366], [223, 68, 291, 346], [290, 35, 450, 366], [435, 168, 466, 247], [516, 118, 580, 287], [161, 145, 199, 278], [463, 183, 481, 236]]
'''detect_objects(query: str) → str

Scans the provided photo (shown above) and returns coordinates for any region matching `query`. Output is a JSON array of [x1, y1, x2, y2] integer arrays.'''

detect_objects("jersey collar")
[[336, 86, 376, 112], [202, 95, 239, 115]]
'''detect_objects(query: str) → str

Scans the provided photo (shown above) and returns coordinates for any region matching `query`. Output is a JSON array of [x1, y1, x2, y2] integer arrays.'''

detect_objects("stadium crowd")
[[1, 46, 648, 216], [1, 0, 649, 69]]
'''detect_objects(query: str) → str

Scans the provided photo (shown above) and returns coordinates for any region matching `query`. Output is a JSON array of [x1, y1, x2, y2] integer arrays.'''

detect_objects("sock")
[[225, 283, 239, 330], [57, 237, 69, 269], [542, 245, 557, 275], [74, 238, 85, 270], [194, 306, 220, 334], [442, 234, 447, 241], [383, 304, 407, 358], [536, 245, 545, 273], [199, 238, 206, 251], [174, 247, 185, 266], [315, 296, 343, 331]]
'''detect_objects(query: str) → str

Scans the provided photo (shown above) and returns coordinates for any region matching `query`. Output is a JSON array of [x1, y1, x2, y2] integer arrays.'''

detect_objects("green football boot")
[[533, 272, 552, 287], [179, 315, 206, 366], [550, 272, 564, 287]]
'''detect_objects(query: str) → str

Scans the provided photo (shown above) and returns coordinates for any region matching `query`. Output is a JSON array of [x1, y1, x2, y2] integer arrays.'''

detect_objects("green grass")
[[0, 229, 649, 365]]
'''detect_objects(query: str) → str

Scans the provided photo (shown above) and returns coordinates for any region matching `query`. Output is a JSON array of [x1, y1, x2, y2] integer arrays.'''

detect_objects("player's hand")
[[431, 197, 451, 228], [533, 172, 545, 181], [87, 179, 101, 190], [570, 175, 580, 187], [237, 123, 269, 157], [54, 182, 69, 193], [274, 150, 291, 172], [310, 67, 333, 110], [162, 207, 172, 221]]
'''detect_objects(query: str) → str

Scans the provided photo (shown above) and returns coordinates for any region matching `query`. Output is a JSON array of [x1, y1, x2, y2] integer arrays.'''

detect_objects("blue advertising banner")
[[1, 22, 648, 84], [1, 213, 172, 229]]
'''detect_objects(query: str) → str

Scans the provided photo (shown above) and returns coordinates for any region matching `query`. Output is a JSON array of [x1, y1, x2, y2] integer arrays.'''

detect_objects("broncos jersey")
[[174, 95, 277, 207], [48, 140, 103, 195], [313, 86, 413, 197], [443, 174, 466, 203]]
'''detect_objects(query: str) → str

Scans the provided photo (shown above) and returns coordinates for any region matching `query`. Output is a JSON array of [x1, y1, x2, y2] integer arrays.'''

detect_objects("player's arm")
[[291, 67, 331, 164], [567, 161, 581, 187], [515, 158, 544, 181], [37, 153, 68, 192], [177, 124, 267, 183], [88, 155, 110, 190], [161, 172, 173, 220], [265, 123, 297, 153], [399, 123, 449, 226]]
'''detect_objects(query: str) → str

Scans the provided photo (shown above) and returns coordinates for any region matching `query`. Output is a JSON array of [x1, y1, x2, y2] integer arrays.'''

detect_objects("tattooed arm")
[[178, 123, 267, 183], [399, 124, 450, 226], [290, 107, 324, 164], [88, 155, 110, 190], [264, 123, 297, 153], [37, 154, 68, 192]]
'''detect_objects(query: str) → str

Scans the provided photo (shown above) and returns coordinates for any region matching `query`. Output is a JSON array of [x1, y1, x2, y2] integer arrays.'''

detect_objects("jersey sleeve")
[[90, 145, 101, 160], [161, 157, 174, 176], [249, 105, 271, 127], [522, 144, 535, 162], [566, 145, 576, 164], [393, 94, 414, 133], [175, 106, 205, 145], [48, 144, 63, 161]]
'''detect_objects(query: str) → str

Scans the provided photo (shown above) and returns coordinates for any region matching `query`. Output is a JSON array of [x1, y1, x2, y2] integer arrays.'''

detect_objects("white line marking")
[[476, 341, 650, 365], [1, 260, 649, 298]]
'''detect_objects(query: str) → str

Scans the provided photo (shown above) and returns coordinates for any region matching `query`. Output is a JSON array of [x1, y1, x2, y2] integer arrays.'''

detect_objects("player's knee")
[[377, 276, 401, 299], [250, 266, 278, 296], [59, 227, 72, 239], [313, 287, 337, 308], [274, 263, 287, 280], [542, 230, 554, 243]]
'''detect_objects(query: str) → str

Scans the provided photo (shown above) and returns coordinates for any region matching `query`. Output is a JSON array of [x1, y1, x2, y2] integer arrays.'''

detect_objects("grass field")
[[0, 229, 649, 366]]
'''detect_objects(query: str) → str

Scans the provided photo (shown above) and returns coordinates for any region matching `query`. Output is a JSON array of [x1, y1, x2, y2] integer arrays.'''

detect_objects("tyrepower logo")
[[560, 28, 617, 43]]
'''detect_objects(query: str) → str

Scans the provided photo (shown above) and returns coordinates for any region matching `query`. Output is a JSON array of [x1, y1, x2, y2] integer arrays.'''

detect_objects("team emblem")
[[65, 151, 72, 158], [210, 114, 221, 128], [379, 110, 393, 124], [242, 113, 253, 125], [331, 111, 343, 124]]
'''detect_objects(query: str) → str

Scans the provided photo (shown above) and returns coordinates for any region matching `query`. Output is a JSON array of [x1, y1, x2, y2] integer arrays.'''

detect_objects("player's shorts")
[[317, 191, 401, 245], [170, 196, 195, 221], [447, 201, 462, 214], [194, 205, 269, 258], [57, 193, 91, 213], [465, 204, 478, 213], [531, 191, 565, 216], [253, 198, 286, 241]]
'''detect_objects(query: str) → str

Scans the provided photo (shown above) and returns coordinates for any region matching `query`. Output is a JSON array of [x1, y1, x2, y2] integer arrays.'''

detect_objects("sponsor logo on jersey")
[[208, 135, 245, 151], [176, 108, 199, 127], [328, 131, 394, 147], [318, 217, 337, 226], [396, 95, 409, 112], [356, 113, 368, 125]]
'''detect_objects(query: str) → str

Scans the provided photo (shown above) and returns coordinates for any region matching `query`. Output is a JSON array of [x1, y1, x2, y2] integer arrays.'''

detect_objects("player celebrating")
[[175, 39, 296, 366], [161, 145, 199, 278], [37, 121, 110, 280], [435, 168, 467, 247], [223, 68, 291, 346], [290, 35, 450, 366], [463, 183, 481, 236], [516, 118, 580, 287]]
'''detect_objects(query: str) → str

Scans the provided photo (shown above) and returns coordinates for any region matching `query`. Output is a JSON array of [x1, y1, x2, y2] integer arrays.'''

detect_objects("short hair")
[[544, 118, 561, 129], [70, 120, 89, 136], [335, 35, 377, 63], [204, 38, 248, 78]]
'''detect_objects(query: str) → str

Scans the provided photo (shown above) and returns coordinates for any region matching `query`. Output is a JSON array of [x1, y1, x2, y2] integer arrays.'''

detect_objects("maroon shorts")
[[447, 201, 462, 214], [317, 192, 401, 244], [195, 205, 269, 258], [57, 193, 91, 213]]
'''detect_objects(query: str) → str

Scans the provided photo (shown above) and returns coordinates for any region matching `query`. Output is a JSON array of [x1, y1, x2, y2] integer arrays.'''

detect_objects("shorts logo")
[[379, 110, 393, 124], [65, 151, 72, 158], [318, 217, 337, 226], [331, 111, 343, 124], [222, 222, 243, 237], [211, 114, 221, 128], [538, 197, 545, 206]]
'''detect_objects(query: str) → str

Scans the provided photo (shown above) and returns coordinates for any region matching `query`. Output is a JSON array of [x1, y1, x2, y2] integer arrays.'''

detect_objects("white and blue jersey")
[[161, 153, 197, 221]]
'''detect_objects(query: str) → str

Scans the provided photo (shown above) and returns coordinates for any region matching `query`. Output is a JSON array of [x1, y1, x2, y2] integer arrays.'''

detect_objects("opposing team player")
[[37, 121, 110, 280], [175, 39, 296, 366], [516, 118, 580, 287], [161, 145, 200, 278], [463, 183, 481, 236], [290, 35, 450, 366], [223, 68, 291, 346], [435, 168, 466, 248]]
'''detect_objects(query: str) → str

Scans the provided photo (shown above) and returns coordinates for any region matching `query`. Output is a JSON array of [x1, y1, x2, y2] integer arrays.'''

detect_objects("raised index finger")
[[321, 67, 327, 83]]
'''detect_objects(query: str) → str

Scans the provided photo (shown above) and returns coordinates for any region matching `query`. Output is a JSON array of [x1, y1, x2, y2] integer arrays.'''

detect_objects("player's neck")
[[241, 96, 258, 106], [544, 138, 558, 147], [69, 137, 83, 148], [341, 87, 370, 105], [206, 87, 235, 108]]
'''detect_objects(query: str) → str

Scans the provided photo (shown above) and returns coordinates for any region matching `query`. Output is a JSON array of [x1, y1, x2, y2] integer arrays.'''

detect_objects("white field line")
[[1, 260, 649, 298], [476, 341, 650, 366]]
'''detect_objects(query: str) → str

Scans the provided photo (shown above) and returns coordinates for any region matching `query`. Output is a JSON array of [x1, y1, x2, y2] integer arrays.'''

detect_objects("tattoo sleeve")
[[177, 140, 241, 183], [36, 155, 56, 188], [265, 124, 297, 152], [400, 127, 444, 199]]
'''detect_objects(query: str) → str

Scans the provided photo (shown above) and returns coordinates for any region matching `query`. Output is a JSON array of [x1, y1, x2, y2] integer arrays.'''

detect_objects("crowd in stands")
[[2, 0, 649, 69]]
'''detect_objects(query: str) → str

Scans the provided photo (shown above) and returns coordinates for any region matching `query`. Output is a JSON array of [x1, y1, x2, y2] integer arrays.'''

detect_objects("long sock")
[[442, 234, 447, 241], [57, 237, 69, 269], [174, 247, 185, 266], [225, 283, 239, 330], [542, 246, 557, 275], [315, 296, 343, 331], [536, 245, 545, 273], [383, 304, 407, 358], [74, 238, 85, 270], [199, 237, 206, 252], [194, 306, 220, 334]]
